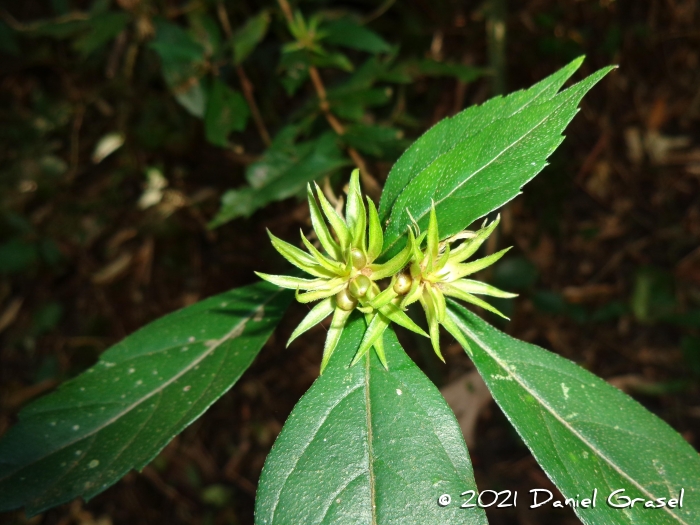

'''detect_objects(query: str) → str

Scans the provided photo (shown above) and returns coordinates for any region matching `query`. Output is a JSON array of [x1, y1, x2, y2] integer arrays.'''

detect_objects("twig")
[[67, 104, 85, 182], [237, 65, 272, 146], [216, 2, 272, 146], [277, 0, 294, 22], [0, 9, 88, 31], [361, 0, 396, 24], [276, 0, 381, 199]]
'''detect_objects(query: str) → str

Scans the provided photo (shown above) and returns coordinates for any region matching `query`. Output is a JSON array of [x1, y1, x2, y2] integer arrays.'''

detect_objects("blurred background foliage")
[[0, 0, 699, 524]]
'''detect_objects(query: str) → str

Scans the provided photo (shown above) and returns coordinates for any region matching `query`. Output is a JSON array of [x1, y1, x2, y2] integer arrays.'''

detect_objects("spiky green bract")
[[256, 170, 426, 372], [397, 203, 517, 361]]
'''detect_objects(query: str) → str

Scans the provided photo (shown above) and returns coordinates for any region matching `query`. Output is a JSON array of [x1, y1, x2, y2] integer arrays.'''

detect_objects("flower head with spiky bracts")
[[256, 170, 427, 372], [369, 203, 516, 361]]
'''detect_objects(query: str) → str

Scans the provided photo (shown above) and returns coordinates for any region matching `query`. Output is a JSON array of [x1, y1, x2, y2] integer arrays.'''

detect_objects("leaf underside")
[[0, 282, 292, 516], [379, 57, 614, 258], [255, 315, 487, 525], [447, 301, 700, 525]]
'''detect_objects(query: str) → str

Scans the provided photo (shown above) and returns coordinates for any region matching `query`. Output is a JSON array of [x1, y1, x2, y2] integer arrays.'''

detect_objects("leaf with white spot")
[[379, 58, 614, 258], [447, 301, 700, 525], [0, 282, 292, 515], [255, 314, 487, 525]]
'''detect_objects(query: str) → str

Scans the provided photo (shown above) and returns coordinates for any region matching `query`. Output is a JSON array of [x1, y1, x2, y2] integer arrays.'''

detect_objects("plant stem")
[[276, 0, 381, 200], [217, 2, 272, 147]]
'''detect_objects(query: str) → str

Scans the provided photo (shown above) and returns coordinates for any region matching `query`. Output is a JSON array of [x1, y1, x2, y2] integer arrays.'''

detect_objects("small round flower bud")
[[349, 275, 371, 298], [335, 288, 358, 311], [350, 249, 367, 269], [393, 273, 412, 295]]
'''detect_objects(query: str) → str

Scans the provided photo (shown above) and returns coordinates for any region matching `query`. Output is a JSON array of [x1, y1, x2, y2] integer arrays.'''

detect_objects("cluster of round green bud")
[[256, 170, 516, 372]]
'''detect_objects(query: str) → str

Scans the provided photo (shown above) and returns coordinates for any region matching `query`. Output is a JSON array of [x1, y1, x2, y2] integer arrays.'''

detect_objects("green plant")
[[2, 56, 699, 525]]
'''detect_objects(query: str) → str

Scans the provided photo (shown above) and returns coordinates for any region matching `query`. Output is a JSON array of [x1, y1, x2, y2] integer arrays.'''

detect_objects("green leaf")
[[149, 19, 206, 64], [72, 12, 129, 58], [447, 279, 517, 299], [189, 13, 223, 58], [345, 169, 366, 249], [366, 198, 383, 261], [322, 18, 392, 53], [232, 11, 270, 64], [267, 231, 333, 279], [319, 307, 352, 373], [204, 77, 250, 147], [150, 19, 208, 117], [377, 302, 428, 337], [209, 133, 350, 226], [278, 51, 310, 96], [0, 282, 292, 516], [308, 184, 342, 261], [314, 182, 351, 251], [254, 273, 329, 291], [310, 51, 354, 72], [404, 58, 485, 83], [448, 247, 511, 280], [369, 229, 414, 280], [160, 61, 207, 118], [380, 58, 613, 257], [0, 238, 39, 274], [287, 297, 334, 347], [246, 125, 307, 188], [352, 312, 390, 367], [447, 301, 700, 525], [255, 317, 487, 525], [341, 123, 407, 158], [0, 21, 19, 55]]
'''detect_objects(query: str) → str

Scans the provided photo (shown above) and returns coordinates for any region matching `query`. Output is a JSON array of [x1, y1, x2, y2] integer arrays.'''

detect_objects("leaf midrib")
[[364, 352, 377, 525], [383, 90, 573, 256], [450, 311, 691, 525], [0, 292, 280, 482], [380, 71, 563, 220]]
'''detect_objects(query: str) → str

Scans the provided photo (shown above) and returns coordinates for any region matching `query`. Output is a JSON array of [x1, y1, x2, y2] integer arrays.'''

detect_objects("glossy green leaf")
[[255, 316, 487, 525], [366, 199, 383, 262], [232, 10, 270, 64], [204, 77, 249, 147], [287, 297, 334, 347], [322, 18, 392, 53], [209, 133, 349, 226], [379, 58, 613, 257], [447, 301, 700, 525], [307, 184, 342, 260], [0, 282, 292, 516]]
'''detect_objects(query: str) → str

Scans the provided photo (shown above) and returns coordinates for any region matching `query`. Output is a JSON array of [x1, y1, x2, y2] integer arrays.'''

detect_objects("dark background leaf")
[[322, 18, 392, 54], [205, 78, 250, 147]]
